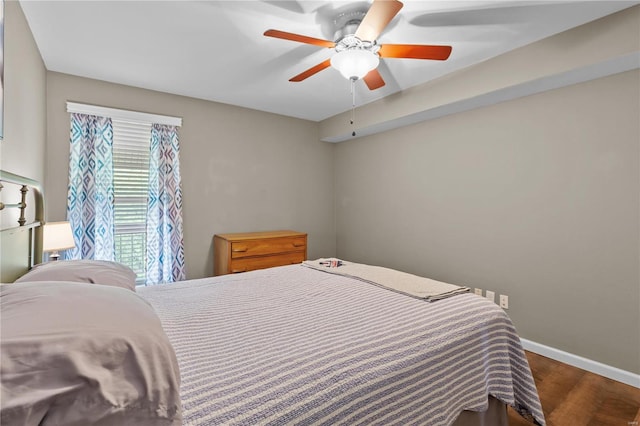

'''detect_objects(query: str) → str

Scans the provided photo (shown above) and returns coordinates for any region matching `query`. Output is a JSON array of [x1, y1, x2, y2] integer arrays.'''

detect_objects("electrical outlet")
[[485, 290, 495, 303], [474, 288, 483, 296], [500, 295, 509, 309]]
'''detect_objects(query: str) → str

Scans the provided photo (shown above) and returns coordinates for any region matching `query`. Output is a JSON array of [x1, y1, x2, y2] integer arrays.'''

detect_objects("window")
[[66, 102, 185, 285], [112, 119, 151, 284]]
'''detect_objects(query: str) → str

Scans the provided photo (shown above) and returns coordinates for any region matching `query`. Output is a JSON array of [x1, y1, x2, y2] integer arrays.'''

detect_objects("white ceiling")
[[20, 0, 637, 122]]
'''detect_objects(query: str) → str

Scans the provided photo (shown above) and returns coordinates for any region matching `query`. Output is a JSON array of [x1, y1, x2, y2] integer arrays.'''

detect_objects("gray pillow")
[[0, 281, 182, 425], [15, 260, 137, 291]]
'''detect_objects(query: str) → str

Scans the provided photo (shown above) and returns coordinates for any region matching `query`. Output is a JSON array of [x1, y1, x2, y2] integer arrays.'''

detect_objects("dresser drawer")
[[213, 231, 307, 276], [231, 236, 306, 259], [229, 251, 305, 273]]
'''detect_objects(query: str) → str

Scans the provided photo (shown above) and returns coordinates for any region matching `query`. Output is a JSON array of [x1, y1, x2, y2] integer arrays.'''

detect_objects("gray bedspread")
[[138, 264, 545, 426]]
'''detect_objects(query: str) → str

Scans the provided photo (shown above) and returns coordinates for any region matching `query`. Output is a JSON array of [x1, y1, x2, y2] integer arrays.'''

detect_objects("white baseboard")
[[520, 338, 640, 389]]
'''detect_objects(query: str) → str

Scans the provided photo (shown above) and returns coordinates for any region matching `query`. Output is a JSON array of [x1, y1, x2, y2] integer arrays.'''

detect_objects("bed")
[[0, 170, 44, 283], [0, 170, 545, 426]]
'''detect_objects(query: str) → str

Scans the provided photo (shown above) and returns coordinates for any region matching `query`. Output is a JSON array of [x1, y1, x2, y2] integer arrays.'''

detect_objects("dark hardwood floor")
[[507, 351, 640, 426]]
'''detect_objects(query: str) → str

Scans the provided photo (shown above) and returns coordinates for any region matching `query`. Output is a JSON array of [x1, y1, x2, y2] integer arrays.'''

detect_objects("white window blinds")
[[112, 119, 152, 283]]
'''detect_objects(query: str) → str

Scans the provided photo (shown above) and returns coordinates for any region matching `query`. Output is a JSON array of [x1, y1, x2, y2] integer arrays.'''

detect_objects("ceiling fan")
[[264, 0, 452, 90]]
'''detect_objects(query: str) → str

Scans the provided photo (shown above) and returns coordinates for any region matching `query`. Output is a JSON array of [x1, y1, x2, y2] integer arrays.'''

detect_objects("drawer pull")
[[231, 268, 247, 273], [232, 247, 248, 253], [292, 243, 305, 247]]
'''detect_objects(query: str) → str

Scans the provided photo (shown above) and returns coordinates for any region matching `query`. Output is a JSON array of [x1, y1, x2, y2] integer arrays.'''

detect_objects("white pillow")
[[15, 260, 137, 291]]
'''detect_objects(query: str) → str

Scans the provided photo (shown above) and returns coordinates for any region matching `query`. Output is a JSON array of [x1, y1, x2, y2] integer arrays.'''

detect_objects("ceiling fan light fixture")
[[330, 49, 379, 80]]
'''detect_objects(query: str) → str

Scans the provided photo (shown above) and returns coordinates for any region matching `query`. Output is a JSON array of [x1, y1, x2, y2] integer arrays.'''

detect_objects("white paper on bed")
[[303, 258, 470, 301]]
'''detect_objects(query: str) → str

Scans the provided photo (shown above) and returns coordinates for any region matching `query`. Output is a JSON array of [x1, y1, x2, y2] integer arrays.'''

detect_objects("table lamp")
[[43, 221, 75, 261]]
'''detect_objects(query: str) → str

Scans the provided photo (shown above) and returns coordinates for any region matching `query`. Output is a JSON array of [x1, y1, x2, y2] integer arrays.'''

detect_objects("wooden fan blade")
[[379, 44, 452, 60], [264, 29, 335, 48], [355, 0, 404, 42], [289, 59, 332, 82], [363, 69, 385, 90]]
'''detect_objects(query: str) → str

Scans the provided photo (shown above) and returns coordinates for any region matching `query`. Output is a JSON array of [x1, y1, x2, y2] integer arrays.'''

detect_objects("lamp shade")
[[330, 49, 379, 80], [43, 221, 76, 252]]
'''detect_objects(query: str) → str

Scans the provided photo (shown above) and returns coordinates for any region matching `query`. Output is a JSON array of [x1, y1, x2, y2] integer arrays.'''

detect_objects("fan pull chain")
[[350, 77, 356, 137]]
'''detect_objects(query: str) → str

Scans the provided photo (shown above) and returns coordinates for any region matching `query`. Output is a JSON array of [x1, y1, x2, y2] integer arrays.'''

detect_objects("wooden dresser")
[[213, 230, 307, 276]]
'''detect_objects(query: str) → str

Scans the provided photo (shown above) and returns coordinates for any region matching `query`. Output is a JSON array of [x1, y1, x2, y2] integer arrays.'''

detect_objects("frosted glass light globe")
[[330, 50, 379, 80]]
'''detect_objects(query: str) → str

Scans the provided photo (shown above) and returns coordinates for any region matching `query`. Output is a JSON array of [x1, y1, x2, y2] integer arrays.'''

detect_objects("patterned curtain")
[[66, 113, 115, 260], [146, 124, 186, 284]]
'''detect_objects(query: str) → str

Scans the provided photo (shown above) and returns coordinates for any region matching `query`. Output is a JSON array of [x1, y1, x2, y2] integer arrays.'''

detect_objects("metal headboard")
[[0, 170, 44, 281]]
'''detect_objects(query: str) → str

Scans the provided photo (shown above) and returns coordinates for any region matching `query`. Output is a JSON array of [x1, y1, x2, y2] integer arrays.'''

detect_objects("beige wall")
[[334, 69, 640, 373], [46, 73, 335, 278], [0, 1, 46, 229], [0, 1, 46, 181]]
